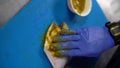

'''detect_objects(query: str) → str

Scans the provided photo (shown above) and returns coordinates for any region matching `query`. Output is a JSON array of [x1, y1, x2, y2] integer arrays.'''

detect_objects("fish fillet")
[[44, 23, 68, 68]]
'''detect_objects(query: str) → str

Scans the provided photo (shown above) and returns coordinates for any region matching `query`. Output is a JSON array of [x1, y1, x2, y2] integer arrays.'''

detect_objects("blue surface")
[[0, 0, 108, 68]]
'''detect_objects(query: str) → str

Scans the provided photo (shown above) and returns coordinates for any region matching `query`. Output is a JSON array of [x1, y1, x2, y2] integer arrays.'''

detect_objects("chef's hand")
[[52, 27, 114, 57]]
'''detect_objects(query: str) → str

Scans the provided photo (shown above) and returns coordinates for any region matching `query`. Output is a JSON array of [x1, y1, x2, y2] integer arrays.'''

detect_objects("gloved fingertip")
[[53, 51, 66, 57], [49, 43, 59, 51], [49, 43, 66, 51], [60, 30, 78, 35], [54, 50, 72, 57], [53, 36, 66, 42]]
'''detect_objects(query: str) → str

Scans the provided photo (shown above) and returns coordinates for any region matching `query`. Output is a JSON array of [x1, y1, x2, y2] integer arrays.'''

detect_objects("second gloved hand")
[[51, 27, 115, 57]]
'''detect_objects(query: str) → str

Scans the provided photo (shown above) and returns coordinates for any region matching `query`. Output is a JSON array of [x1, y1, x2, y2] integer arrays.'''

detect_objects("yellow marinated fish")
[[44, 23, 69, 68], [72, 0, 86, 14]]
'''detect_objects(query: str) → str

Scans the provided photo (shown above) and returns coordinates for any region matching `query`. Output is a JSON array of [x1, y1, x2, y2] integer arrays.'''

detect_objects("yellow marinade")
[[72, 0, 86, 14]]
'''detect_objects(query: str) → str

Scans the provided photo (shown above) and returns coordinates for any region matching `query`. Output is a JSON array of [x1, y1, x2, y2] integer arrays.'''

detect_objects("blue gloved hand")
[[52, 27, 115, 57]]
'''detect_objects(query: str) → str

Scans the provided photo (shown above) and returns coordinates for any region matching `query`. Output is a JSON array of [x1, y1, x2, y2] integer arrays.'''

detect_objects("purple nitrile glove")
[[52, 27, 115, 57]]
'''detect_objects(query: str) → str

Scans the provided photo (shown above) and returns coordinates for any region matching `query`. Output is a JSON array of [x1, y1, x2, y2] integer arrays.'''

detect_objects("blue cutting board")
[[0, 0, 108, 68]]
